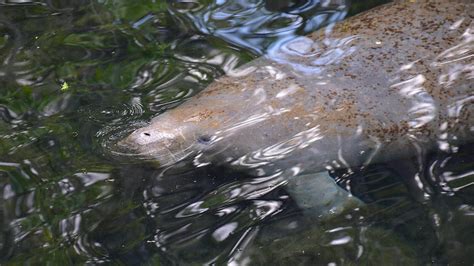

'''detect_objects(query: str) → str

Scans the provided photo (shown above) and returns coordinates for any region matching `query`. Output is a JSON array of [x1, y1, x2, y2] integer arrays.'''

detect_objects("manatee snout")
[[117, 115, 202, 166], [117, 126, 165, 153], [115, 128, 150, 155]]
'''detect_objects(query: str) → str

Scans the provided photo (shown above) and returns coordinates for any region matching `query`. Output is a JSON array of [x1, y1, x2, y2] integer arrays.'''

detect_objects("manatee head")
[[117, 86, 254, 166], [117, 64, 306, 167], [118, 113, 212, 167]]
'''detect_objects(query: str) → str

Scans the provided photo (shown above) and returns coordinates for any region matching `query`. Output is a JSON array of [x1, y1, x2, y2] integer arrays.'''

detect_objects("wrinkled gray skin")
[[119, 0, 474, 217]]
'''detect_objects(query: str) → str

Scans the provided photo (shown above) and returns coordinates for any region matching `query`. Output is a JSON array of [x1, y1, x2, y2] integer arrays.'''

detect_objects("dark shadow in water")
[[68, 142, 473, 264]]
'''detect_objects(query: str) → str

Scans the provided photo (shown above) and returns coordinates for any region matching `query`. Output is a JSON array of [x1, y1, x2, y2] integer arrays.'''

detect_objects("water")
[[0, 0, 473, 264]]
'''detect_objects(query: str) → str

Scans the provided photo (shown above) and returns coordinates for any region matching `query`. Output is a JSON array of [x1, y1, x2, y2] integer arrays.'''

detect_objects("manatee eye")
[[143, 132, 151, 137], [197, 135, 212, 144]]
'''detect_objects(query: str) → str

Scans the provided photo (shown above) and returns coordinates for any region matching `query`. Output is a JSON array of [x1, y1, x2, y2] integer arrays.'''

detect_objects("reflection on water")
[[0, 0, 473, 264], [169, 0, 348, 54]]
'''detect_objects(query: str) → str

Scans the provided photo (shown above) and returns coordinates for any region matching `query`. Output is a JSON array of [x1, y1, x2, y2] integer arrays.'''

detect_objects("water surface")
[[0, 0, 473, 264]]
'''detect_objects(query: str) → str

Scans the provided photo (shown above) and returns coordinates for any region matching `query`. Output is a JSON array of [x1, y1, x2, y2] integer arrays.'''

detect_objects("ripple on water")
[[169, 0, 347, 54]]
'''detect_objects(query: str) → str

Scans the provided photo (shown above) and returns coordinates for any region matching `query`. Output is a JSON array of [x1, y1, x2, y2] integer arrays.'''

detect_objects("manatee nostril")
[[197, 135, 211, 144], [143, 132, 151, 137]]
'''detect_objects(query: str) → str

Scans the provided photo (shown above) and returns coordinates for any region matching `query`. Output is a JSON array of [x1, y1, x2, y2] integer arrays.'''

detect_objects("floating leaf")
[[60, 81, 69, 91]]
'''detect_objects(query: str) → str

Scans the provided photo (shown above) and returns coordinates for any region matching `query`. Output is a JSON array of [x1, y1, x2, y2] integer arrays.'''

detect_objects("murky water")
[[0, 0, 473, 265]]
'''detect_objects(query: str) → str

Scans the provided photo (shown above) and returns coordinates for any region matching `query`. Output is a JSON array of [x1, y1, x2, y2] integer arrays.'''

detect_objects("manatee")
[[118, 0, 474, 218]]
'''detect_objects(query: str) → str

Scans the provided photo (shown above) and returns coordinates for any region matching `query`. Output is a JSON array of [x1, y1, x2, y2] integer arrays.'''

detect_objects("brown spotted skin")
[[120, 0, 473, 175]]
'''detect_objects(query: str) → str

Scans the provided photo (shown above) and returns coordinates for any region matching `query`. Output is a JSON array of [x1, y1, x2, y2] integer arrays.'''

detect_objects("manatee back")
[[191, 0, 474, 172]]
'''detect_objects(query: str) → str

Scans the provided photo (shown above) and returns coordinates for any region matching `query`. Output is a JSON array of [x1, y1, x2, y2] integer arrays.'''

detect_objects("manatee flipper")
[[285, 172, 364, 219]]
